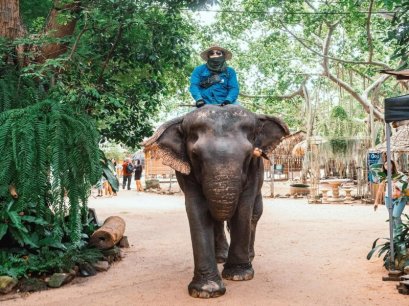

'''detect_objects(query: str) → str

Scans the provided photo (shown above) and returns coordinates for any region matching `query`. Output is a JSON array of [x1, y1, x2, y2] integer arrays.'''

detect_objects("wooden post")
[[90, 216, 126, 249], [270, 156, 275, 198]]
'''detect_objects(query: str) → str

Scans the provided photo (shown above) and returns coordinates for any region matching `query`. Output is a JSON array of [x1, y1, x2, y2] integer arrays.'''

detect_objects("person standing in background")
[[134, 159, 144, 192], [122, 158, 133, 190]]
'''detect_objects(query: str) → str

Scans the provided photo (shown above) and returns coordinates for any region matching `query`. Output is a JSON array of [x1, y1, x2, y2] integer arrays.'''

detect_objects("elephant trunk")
[[203, 174, 241, 222]]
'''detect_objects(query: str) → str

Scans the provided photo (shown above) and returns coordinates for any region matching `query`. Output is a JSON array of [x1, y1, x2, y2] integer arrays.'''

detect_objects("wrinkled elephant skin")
[[143, 105, 289, 298]]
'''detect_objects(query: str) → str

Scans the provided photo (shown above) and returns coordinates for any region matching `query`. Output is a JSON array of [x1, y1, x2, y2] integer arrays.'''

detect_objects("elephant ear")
[[254, 114, 290, 155], [142, 116, 190, 175]]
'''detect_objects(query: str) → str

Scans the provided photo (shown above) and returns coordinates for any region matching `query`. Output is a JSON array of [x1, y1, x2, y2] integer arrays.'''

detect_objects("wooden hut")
[[374, 125, 409, 173], [143, 144, 175, 180], [266, 130, 306, 180]]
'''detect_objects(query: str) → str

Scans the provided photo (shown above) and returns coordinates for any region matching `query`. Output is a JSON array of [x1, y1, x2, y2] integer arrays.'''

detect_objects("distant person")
[[374, 160, 408, 233], [134, 159, 144, 192], [122, 158, 133, 190], [96, 177, 104, 197], [189, 45, 239, 107]]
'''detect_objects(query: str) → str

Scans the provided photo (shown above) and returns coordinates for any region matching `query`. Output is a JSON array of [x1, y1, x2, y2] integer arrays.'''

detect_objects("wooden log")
[[90, 216, 126, 249]]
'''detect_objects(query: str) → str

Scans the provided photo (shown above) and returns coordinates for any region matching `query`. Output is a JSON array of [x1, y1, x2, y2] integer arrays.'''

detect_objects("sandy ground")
[[2, 186, 408, 306]]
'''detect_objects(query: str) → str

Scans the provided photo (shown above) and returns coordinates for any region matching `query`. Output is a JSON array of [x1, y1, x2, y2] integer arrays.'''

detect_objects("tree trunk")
[[39, 1, 80, 62], [0, 0, 25, 39], [90, 216, 126, 249]]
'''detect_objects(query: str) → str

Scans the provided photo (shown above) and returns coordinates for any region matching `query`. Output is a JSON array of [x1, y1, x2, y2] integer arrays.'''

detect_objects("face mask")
[[207, 56, 227, 73]]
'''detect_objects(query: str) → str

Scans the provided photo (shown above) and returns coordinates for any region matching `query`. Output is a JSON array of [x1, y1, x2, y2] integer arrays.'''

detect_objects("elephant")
[[143, 105, 289, 298]]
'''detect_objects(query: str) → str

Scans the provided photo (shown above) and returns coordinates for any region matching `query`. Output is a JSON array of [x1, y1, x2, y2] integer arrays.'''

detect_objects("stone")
[[102, 246, 122, 263], [79, 262, 97, 277], [118, 236, 130, 248], [92, 261, 110, 272], [0, 276, 18, 294], [398, 282, 409, 294], [383, 270, 403, 281], [145, 179, 160, 190], [47, 273, 74, 288], [404, 266, 409, 274], [18, 278, 48, 292]]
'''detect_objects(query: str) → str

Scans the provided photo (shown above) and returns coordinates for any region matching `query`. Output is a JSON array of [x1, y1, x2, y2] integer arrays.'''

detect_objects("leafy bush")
[[367, 214, 409, 270], [0, 246, 103, 279]]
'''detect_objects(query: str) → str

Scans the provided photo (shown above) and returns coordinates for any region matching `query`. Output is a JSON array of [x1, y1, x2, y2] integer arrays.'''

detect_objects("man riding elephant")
[[143, 105, 289, 298], [189, 45, 239, 108]]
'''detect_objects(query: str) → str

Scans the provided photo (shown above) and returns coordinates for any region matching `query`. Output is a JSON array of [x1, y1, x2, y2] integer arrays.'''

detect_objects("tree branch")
[[321, 23, 384, 120], [240, 78, 308, 99], [39, 1, 81, 62], [366, 0, 374, 62], [279, 20, 391, 69], [97, 24, 124, 84], [362, 74, 390, 99]]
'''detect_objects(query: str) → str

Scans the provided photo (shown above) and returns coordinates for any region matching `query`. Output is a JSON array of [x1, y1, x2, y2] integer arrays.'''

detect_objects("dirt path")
[[2, 190, 407, 306]]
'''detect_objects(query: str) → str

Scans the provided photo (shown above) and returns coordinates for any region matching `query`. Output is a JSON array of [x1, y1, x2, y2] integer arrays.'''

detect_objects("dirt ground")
[[2, 183, 408, 306]]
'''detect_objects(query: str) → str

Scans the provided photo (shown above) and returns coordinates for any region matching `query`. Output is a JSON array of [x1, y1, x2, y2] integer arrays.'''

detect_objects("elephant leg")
[[222, 197, 254, 281], [249, 193, 263, 262], [185, 195, 226, 298], [214, 221, 229, 263]]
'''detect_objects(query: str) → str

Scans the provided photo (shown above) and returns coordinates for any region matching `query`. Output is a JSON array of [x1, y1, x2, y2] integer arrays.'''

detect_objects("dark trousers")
[[122, 175, 132, 190]]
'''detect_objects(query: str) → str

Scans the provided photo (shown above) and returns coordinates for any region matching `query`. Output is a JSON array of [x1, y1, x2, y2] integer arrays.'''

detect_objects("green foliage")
[[35, 0, 197, 148], [330, 106, 349, 121], [0, 246, 103, 279], [0, 100, 101, 245], [0, 201, 48, 249], [367, 214, 409, 270], [20, 0, 53, 33], [383, 1, 409, 68], [101, 152, 120, 193]]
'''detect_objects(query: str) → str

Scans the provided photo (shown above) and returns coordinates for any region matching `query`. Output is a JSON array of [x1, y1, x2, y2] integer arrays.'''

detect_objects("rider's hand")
[[196, 99, 205, 108], [221, 100, 230, 106]]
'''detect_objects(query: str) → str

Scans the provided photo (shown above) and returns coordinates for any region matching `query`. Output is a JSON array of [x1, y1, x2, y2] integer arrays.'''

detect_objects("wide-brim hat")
[[200, 45, 233, 61]]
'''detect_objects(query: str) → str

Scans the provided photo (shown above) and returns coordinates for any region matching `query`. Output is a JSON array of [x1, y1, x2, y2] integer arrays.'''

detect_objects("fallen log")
[[89, 216, 126, 249]]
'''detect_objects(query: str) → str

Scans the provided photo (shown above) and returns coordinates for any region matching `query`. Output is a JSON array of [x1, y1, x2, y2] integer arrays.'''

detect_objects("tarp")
[[384, 94, 409, 123]]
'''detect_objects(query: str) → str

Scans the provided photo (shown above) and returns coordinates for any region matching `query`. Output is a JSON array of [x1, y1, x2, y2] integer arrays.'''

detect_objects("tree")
[[0, 0, 211, 276], [196, 0, 403, 129]]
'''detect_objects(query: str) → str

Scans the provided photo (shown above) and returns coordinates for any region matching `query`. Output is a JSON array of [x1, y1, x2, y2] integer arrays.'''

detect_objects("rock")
[[118, 236, 130, 248], [18, 278, 48, 292], [47, 273, 74, 288], [92, 261, 110, 272], [102, 246, 122, 263], [79, 262, 97, 277], [404, 266, 409, 274], [145, 179, 160, 190], [0, 276, 18, 294]]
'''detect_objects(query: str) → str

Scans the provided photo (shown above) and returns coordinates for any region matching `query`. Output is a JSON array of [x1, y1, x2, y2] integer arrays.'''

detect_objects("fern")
[[0, 100, 101, 246]]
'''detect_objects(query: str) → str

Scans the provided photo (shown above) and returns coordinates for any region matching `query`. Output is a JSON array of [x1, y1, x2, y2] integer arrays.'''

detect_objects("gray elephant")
[[144, 105, 289, 298]]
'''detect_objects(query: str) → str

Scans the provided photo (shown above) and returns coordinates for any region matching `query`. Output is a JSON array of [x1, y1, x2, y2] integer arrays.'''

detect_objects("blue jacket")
[[189, 64, 239, 105]]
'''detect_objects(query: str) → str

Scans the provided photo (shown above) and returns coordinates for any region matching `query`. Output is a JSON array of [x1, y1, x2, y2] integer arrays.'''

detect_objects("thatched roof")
[[271, 130, 306, 156], [292, 140, 307, 157], [375, 125, 409, 152]]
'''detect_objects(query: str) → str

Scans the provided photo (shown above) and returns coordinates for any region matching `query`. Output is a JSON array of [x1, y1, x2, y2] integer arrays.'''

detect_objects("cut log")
[[89, 216, 125, 249]]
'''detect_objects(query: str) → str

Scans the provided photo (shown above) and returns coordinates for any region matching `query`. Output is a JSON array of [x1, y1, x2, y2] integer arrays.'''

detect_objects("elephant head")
[[144, 105, 289, 221]]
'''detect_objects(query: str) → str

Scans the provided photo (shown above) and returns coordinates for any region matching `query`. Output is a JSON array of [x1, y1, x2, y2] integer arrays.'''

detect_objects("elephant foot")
[[215, 248, 228, 263], [188, 276, 226, 298], [222, 263, 254, 281]]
